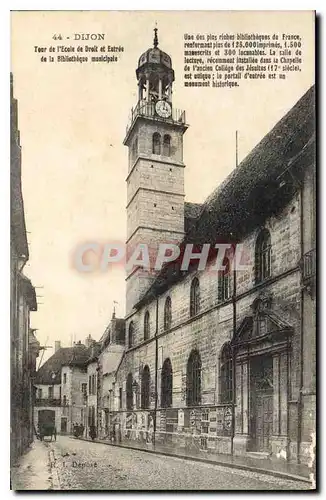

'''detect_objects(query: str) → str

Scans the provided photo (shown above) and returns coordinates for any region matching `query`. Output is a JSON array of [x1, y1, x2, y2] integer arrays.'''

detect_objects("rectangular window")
[[119, 388, 122, 409], [38, 388, 42, 399], [89, 375, 92, 394], [48, 386, 54, 399], [218, 270, 232, 303], [63, 373, 67, 384]]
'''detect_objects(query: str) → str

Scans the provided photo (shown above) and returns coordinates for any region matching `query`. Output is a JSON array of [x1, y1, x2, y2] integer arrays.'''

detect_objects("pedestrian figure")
[[89, 425, 96, 441]]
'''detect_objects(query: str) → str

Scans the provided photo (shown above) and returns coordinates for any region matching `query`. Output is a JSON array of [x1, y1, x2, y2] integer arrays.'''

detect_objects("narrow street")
[[41, 435, 308, 491]]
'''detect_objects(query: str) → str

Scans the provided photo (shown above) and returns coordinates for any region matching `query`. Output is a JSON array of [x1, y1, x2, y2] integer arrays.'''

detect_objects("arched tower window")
[[161, 358, 173, 408], [218, 257, 232, 303], [152, 132, 161, 155], [126, 373, 133, 410], [255, 229, 271, 283], [219, 343, 233, 403], [164, 296, 172, 330], [186, 350, 201, 406], [141, 365, 150, 409], [128, 321, 134, 348], [163, 134, 171, 156], [190, 277, 200, 317], [144, 311, 150, 341]]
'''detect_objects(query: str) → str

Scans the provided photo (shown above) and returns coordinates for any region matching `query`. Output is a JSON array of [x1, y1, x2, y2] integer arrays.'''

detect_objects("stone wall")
[[114, 193, 314, 461], [126, 118, 186, 315]]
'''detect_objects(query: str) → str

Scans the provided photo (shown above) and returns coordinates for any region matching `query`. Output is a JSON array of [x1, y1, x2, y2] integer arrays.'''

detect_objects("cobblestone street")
[[41, 436, 309, 491]]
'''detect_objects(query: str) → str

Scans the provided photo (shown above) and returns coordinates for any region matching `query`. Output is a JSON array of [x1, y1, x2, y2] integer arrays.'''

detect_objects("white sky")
[[10, 10, 314, 364]]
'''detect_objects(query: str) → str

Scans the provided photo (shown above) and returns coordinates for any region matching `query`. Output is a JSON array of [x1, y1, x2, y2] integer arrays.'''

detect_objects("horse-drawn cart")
[[36, 409, 57, 441], [38, 422, 57, 441]]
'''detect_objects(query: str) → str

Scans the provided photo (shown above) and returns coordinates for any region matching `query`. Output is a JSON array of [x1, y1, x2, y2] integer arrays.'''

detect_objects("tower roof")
[[137, 28, 173, 76]]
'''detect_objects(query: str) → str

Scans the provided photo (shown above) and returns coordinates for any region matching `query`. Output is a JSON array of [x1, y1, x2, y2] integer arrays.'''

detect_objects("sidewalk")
[[80, 436, 312, 485], [10, 439, 59, 491]]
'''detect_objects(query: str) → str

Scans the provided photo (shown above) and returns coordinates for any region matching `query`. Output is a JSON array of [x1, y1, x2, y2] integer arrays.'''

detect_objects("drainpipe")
[[231, 132, 239, 456], [153, 297, 159, 448], [96, 360, 101, 436], [231, 247, 237, 456], [286, 333, 290, 462], [298, 183, 304, 464]]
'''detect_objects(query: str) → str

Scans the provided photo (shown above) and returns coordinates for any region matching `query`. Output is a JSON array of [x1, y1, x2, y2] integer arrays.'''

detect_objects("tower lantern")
[[124, 29, 188, 314], [136, 28, 175, 104]]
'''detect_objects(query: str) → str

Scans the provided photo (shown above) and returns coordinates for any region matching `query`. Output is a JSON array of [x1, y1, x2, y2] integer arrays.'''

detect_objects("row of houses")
[[34, 319, 125, 438], [11, 74, 40, 465]]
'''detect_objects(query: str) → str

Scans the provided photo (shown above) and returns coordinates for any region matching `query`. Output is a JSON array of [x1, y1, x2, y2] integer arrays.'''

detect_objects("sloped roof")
[[184, 202, 203, 235], [100, 318, 126, 349], [136, 85, 315, 308], [184, 202, 203, 219], [87, 342, 102, 362], [35, 344, 90, 384], [19, 273, 37, 311], [101, 348, 125, 376], [192, 85, 315, 245]]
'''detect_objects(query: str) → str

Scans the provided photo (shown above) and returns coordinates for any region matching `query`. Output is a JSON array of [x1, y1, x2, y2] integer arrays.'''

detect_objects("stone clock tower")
[[124, 29, 188, 314]]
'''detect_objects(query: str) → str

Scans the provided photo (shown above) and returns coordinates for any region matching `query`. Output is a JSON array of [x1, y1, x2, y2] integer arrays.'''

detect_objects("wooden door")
[[255, 391, 273, 451], [250, 355, 273, 452]]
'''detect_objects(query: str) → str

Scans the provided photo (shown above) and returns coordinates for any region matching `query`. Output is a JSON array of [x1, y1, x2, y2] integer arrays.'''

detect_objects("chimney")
[[54, 341, 61, 353], [84, 334, 94, 348]]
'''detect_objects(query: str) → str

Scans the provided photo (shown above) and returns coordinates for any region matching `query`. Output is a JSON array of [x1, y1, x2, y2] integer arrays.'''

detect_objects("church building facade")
[[103, 31, 316, 465]]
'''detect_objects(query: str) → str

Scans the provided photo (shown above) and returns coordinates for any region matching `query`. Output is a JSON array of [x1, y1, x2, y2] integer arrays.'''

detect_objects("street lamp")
[[108, 389, 113, 440]]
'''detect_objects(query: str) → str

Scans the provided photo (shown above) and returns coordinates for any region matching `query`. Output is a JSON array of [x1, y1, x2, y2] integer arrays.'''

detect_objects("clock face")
[[155, 100, 172, 118]]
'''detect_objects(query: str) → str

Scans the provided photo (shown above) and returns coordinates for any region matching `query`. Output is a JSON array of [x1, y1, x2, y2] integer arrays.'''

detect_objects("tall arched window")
[[163, 134, 171, 156], [190, 277, 200, 317], [128, 321, 134, 348], [164, 296, 172, 330], [161, 358, 173, 408], [152, 133, 161, 155], [218, 257, 232, 303], [126, 373, 133, 410], [255, 229, 271, 283], [219, 343, 233, 403], [186, 350, 201, 406], [141, 365, 150, 409], [144, 311, 150, 341]]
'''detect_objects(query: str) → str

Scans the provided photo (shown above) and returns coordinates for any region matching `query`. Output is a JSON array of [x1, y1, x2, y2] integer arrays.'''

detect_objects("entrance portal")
[[250, 356, 273, 452]]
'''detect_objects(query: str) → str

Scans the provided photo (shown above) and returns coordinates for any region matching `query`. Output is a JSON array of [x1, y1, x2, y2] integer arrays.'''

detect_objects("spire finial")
[[112, 300, 118, 319], [153, 24, 158, 48]]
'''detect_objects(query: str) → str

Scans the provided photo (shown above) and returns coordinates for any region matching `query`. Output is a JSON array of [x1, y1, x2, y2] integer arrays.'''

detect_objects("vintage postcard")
[[10, 10, 316, 491]]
